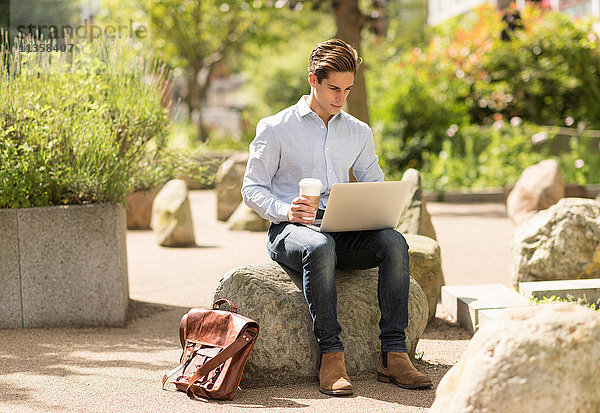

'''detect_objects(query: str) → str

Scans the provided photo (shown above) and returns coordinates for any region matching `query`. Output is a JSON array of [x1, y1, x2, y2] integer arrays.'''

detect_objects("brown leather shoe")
[[318, 351, 353, 396], [377, 351, 433, 390]]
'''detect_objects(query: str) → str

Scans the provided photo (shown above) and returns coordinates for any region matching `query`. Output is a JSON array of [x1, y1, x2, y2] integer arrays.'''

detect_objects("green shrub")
[[417, 121, 600, 191], [528, 294, 600, 312], [0, 34, 202, 208], [469, 7, 600, 127], [370, 59, 471, 174]]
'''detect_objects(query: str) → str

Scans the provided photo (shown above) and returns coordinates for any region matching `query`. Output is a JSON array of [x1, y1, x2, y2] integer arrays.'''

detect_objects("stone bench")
[[441, 284, 530, 333], [213, 262, 429, 385], [519, 279, 600, 303]]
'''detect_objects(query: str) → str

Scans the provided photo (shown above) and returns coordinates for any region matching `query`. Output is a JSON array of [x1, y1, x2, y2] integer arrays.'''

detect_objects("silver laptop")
[[303, 181, 413, 232]]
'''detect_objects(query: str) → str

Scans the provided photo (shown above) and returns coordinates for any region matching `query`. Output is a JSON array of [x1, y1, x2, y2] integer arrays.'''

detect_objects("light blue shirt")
[[242, 95, 384, 223]]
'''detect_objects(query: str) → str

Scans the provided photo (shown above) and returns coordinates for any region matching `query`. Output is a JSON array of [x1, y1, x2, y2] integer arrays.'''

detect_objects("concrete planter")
[[0, 203, 129, 328], [125, 188, 159, 230]]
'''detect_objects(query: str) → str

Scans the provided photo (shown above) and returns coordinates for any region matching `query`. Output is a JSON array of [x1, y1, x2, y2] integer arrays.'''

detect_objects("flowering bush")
[[468, 6, 600, 127], [368, 4, 600, 187]]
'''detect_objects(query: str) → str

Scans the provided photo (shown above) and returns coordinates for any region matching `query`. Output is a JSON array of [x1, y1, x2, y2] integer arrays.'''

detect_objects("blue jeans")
[[267, 222, 410, 354]]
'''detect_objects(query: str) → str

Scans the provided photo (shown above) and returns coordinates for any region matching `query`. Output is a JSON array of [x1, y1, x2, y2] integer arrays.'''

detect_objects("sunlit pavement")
[[0, 190, 511, 412]]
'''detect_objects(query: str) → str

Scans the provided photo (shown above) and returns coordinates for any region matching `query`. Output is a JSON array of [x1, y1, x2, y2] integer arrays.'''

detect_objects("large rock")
[[430, 303, 600, 413], [511, 198, 600, 285], [125, 188, 159, 230], [215, 152, 249, 221], [405, 233, 444, 321], [151, 179, 195, 247], [213, 262, 428, 385], [506, 159, 564, 225], [227, 202, 270, 232], [397, 169, 437, 240]]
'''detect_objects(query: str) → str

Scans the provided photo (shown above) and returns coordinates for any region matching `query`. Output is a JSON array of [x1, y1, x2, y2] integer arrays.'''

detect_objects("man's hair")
[[308, 38, 362, 83]]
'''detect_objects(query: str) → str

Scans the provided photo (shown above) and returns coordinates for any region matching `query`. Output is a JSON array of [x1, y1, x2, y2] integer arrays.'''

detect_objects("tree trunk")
[[184, 80, 193, 122], [187, 65, 208, 142], [333, 0, 369, 124]]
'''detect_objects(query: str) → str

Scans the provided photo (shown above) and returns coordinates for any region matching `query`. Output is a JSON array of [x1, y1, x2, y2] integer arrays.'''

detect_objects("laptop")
[[303, 181, 413, 232]]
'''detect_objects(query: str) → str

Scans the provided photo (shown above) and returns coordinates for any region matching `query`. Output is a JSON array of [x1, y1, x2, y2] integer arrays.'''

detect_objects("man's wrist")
[[283, 203, 293, 222]]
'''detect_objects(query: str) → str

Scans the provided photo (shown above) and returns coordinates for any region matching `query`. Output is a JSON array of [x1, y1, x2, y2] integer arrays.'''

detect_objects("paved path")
[[0, 190, 512, 412], [127, 192, 514, 308], [427, 201, 513, 287]]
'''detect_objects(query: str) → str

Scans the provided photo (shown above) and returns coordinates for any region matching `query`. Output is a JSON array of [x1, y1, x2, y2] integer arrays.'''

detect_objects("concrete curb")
[[424, 184, 600, 203]]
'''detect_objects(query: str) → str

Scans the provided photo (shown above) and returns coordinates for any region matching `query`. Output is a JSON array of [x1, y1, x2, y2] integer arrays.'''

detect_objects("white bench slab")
[[519, 279, 600, 303], [442, 284, 531, 333]]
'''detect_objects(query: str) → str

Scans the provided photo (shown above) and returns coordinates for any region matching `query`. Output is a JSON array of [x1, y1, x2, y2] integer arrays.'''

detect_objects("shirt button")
[[321, 126, 324, 129], [329, 169, 332, 173], [326, 147, 329, 150]]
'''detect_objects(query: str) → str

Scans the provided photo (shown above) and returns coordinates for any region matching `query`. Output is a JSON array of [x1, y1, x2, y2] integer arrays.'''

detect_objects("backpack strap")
[[184, 328, 257, 400], [162, 345, 201, 390]]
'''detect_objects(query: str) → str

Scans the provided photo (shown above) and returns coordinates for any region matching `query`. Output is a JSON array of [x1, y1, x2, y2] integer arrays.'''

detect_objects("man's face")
[[308, 71, 355, 117]]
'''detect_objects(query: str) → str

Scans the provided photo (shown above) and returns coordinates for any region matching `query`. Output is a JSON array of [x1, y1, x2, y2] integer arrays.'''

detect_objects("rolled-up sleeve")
[[242, 121, 291, 223], [352, 127, 384, 183]]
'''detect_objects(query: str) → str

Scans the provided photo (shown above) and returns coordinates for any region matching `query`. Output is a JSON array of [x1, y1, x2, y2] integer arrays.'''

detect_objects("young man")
[[242, 39, 432, 395]]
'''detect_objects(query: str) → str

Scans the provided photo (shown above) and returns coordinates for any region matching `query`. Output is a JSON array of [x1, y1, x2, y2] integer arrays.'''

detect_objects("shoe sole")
[[319, 387, 354, 396], [377, 373, 433, 390]]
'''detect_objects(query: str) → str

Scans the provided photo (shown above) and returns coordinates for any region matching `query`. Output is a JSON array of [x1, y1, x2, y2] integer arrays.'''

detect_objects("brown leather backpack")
[[162, 299, 259, 400]]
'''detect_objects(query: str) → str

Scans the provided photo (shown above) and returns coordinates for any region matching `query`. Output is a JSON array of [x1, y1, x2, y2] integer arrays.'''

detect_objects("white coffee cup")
[[299, 178, 323, 211]]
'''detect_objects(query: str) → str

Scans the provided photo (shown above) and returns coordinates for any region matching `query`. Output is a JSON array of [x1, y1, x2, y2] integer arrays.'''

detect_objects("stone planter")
[[125, 188, 159, 230], [0, 203, 129, 328]]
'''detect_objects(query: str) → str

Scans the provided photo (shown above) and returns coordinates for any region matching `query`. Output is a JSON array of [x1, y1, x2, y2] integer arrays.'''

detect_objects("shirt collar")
[[296, 95, 343, 122], [296, 95, 313, 117]]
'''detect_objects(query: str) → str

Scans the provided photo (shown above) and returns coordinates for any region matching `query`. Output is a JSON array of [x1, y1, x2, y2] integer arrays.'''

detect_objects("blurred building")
[[428, 0, 512, 25], [428, 0, 600, 25], [202, 70, 247, 138], [168, 63, 247, 138], [517, 0, 599, 17]]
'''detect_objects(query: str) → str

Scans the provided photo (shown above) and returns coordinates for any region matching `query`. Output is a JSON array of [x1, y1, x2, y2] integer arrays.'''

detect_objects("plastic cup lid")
[[299, 178, 323, 188]]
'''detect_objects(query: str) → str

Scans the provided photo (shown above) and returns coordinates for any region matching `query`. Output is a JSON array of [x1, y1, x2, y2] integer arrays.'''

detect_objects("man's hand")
[[288, 196, 317, 223]]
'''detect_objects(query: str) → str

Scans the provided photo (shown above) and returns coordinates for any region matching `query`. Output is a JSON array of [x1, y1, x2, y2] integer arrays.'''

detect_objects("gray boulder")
[[430, 303, 600, 413], [397, 168, 437, 240], [150, 179, 195, 247], [511, 198, 600, 285], [405, 233, 444, 321], [213, 262, 428, 385], [506, 159, 564, 225], [215, 152, 249, 221], [227, 202, 270, 232]]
